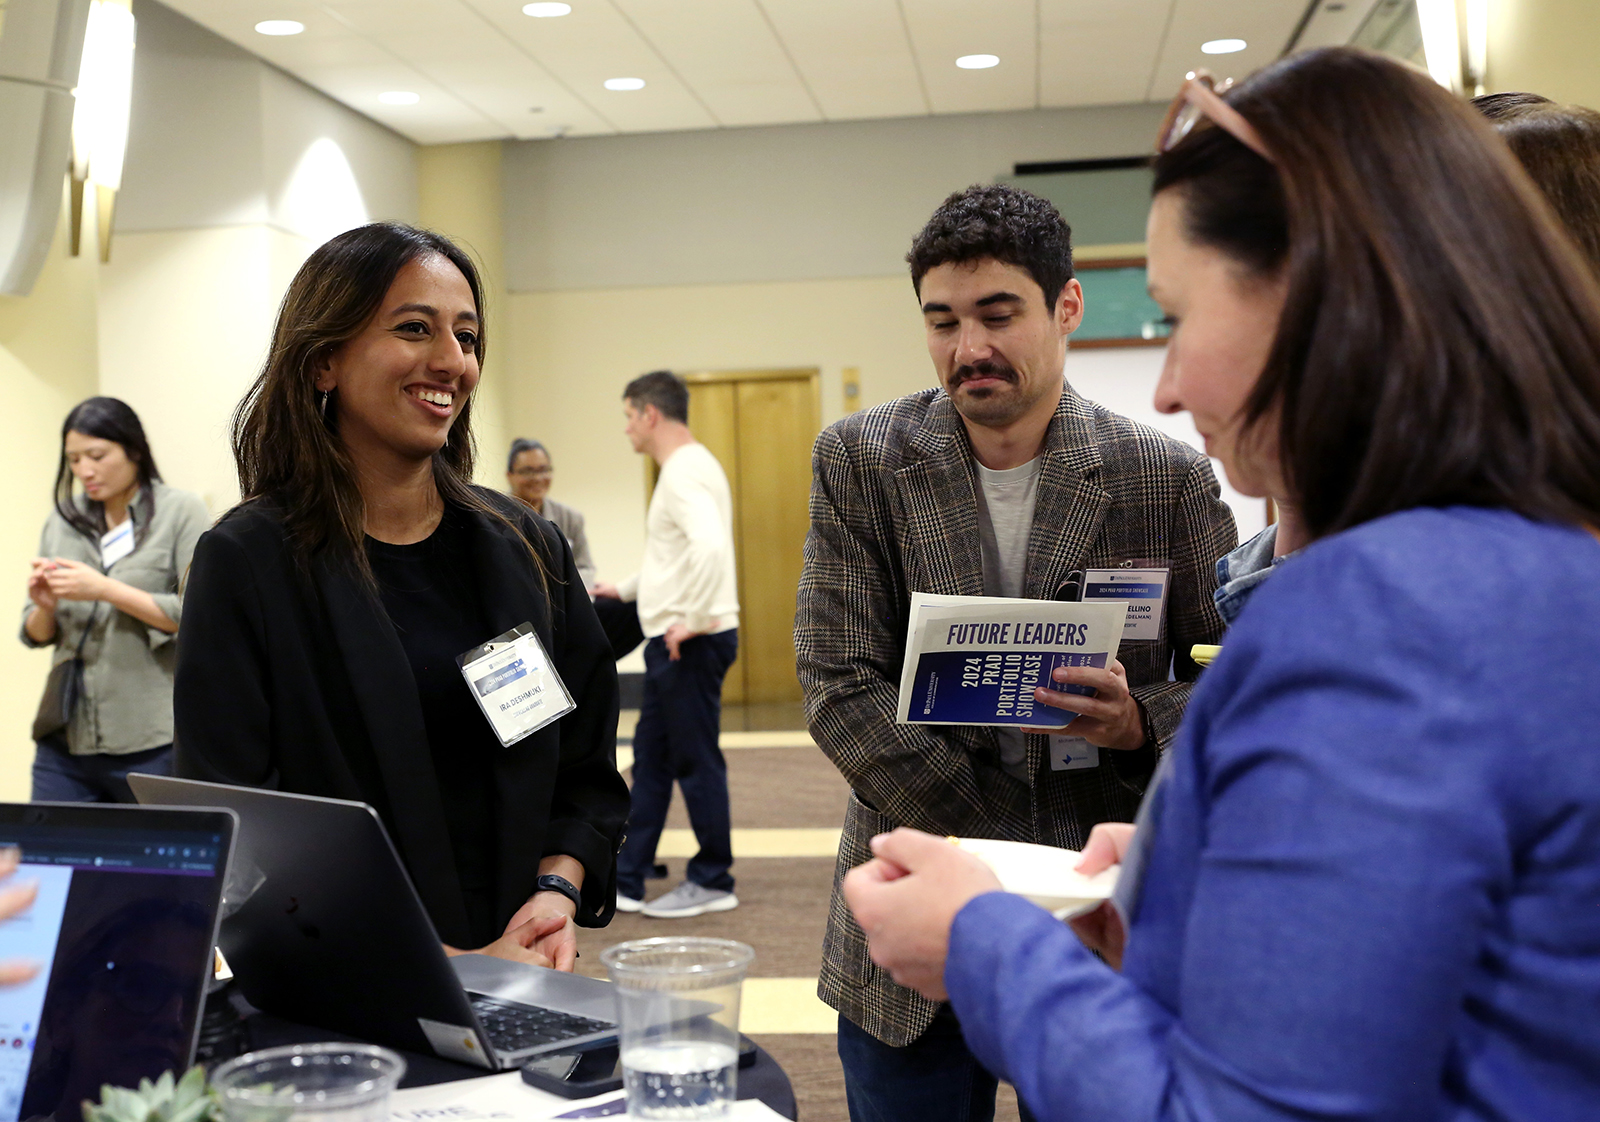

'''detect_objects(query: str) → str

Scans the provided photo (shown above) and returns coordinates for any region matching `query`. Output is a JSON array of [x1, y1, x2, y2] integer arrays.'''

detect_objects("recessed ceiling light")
[[1201, 39, 1247, 54], [956, 54, 1000, 69], [522, 2, 571, 15], [379, 91, 420, 105], [604, 77, 645, 91], [254, 20, 304, 36]]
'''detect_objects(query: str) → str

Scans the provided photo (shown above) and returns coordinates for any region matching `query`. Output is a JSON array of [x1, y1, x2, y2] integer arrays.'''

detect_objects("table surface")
[[236, 1005, 798, 1120]]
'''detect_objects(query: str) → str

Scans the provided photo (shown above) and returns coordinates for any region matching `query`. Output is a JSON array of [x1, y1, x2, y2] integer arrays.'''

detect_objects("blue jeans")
[[837, 1008, 1037, 1122], [31, 736, 174, 803], [616, 630, 738, 899]]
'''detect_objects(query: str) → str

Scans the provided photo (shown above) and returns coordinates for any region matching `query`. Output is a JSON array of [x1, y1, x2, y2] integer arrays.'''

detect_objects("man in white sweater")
[[593, 371, 741, 917]]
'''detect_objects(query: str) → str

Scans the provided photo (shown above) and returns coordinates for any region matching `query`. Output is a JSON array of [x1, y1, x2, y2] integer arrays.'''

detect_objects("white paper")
[[950, 836, 1120, 919], [388, 1071, 793, 1122]]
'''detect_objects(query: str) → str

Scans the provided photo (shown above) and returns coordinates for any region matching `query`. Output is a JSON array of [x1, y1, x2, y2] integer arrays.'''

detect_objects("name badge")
[[457, 623, 575, 747], [1081, 562, 1171, 642], [1049, 734, 1100, 771], [100, 520, 135, 569]]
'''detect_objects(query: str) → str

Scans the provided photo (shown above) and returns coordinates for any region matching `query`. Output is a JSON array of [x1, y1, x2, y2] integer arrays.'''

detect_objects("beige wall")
[[1489, 0, 1600, 107], [0, 199, 103, 799], [417, 142, 510, 489]]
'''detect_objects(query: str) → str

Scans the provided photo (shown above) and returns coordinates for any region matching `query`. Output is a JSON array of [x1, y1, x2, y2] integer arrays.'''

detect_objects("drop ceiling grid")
[[1038, 0, 1176, 108], [757, 0, 930, 121], [155, 0, 1318, 144], [328, 0, 614, 138], [1145, 0, 1307, 101], [611, 0, 824, 127], [900, 0, 1039, 115], [462, 0, 720, 133]]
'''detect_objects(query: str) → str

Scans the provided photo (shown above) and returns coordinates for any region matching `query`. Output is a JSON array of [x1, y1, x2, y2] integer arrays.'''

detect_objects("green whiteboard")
[[1076, 264, 1169, 345]]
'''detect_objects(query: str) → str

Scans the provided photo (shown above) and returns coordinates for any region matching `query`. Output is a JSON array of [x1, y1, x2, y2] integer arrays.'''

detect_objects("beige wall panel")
[[98, 226, 316, 517], [0, 199, 103, 800], [1489, 0, 1600, 108], [417, 141, 509, 489]]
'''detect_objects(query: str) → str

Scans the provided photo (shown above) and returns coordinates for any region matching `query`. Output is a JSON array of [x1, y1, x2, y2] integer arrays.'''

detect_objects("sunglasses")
[[1156, 69, 1274, 162]]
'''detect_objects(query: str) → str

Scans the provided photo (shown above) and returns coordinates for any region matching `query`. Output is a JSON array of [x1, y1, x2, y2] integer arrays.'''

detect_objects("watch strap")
[[535, 873, 583, 911]]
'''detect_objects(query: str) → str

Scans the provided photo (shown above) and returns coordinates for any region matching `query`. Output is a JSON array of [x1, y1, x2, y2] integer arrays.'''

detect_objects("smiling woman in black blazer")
[[174, 223, 628, 969]]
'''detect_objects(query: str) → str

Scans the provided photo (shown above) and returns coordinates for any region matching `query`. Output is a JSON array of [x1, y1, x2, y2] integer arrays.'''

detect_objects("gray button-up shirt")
[[20, 481, 211, 755]]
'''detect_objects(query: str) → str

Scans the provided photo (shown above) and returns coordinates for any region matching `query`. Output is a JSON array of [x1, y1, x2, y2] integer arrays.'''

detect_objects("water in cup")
[[621, 1040, 738, 1119]]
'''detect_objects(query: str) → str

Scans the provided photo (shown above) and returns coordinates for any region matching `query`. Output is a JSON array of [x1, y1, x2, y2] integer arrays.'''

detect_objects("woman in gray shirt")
[[21, 398, 209, 802]]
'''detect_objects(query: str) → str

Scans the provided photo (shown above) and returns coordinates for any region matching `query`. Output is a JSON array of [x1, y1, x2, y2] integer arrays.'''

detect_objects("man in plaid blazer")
[[796, 184, 1236, 1121]]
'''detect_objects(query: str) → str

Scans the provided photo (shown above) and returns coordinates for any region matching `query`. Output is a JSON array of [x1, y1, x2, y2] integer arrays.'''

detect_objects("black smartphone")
[[521, 1037, 760, 1099], [522, 1045, 623, 1098]]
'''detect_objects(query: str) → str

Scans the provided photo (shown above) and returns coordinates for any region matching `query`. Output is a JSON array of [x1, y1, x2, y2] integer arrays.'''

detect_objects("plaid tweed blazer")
[[796, 385, 1236, 1046]]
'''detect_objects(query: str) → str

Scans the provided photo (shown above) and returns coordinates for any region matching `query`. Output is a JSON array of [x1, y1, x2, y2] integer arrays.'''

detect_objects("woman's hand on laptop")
[[0, 847, 41, 986]]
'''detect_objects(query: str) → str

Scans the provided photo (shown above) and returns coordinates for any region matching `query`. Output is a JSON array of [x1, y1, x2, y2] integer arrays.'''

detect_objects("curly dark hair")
[[906, 184, 1075, 309]]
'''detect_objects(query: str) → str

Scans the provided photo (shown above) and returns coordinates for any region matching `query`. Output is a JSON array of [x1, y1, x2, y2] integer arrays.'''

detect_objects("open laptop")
[[0, 801, 236, 1122], [127, 774, 618, 1070]]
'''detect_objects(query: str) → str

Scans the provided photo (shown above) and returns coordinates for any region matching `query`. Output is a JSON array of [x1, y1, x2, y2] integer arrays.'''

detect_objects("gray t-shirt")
[[973, 457, 1042, 777]]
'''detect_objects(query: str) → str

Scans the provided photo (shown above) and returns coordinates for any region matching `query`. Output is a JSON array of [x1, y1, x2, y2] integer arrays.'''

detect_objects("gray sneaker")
[[640, 881, 739, 919], [615, 893, 644, 913]]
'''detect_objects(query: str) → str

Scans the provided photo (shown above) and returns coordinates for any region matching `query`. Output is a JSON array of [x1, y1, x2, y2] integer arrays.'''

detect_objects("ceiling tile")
[[1039, 0, 1174, 107], [612, 0, 822, 127], [459, 0, 718, 133], [759, 0, 928, 120], [902, 0, 1038, 114], [1146, 0, 1307, 101]]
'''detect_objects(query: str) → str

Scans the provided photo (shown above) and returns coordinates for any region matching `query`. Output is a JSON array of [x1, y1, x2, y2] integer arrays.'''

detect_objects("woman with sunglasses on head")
[[21, 397, 209, 803], [173, 223, 628, 970], [844, 47, 1600, 1120]]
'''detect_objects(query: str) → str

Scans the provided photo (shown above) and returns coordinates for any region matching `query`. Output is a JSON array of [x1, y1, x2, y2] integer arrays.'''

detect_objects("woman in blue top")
[[842, 47, 1600, 1122]]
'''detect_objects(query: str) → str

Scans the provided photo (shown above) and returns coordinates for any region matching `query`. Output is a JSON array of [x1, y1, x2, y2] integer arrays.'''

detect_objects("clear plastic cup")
[[210, 1043, 406, 1122], [601, 937, 755, 1120]]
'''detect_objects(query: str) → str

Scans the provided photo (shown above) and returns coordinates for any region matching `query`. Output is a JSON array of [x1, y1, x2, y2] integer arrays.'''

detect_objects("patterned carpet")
[[574, 706, 1025, 1122]]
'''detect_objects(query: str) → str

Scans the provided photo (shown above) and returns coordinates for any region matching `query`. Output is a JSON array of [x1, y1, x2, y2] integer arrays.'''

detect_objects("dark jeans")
[[616, 630, 738, 899], [837, 1008, 1037, 1122], [31, 736, 174, 803]]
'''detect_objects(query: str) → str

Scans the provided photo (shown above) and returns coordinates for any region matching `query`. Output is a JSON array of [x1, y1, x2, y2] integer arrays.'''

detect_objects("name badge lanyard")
[[457, 623, 575, 747]]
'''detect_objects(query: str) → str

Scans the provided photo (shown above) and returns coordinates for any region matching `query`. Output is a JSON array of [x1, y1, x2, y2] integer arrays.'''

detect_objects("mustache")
[[952, 362, 1018, 385]]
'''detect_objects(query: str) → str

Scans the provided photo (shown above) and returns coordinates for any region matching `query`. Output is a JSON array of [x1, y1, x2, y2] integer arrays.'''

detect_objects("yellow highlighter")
[[1191, 644, 1222, 667]]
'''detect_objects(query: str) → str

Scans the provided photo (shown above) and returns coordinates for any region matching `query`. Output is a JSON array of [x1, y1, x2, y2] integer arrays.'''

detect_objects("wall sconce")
[[70, 0, 134, 263]]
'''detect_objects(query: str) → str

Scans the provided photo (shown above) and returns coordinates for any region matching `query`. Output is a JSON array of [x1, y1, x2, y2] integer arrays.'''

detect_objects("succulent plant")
[[82, 1067, 219, 1122]]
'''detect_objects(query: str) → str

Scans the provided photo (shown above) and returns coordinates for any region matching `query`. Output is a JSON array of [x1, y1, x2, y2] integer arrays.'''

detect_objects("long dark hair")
[[1152, 47, 1600, 540], [232, 222, 548, 584], [54, 397, 161, 544]]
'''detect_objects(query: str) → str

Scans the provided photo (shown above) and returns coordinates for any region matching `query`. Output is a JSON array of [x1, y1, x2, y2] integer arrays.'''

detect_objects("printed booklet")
[[895, 592, 1128, 727]]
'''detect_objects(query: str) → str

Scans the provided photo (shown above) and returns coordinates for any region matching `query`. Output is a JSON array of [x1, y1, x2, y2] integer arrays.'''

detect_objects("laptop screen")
[[0, 804, 234, 1122]]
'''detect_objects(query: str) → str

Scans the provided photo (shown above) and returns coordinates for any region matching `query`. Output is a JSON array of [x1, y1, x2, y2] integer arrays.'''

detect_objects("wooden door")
[[651, 369, 820, 704]]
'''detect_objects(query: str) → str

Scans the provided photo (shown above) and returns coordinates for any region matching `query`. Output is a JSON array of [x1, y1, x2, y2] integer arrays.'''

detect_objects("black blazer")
[[173, 489, 629, 948]]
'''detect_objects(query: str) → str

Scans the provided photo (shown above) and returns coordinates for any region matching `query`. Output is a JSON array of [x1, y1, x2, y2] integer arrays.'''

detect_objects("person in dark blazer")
[[174, 222, 628, 969]]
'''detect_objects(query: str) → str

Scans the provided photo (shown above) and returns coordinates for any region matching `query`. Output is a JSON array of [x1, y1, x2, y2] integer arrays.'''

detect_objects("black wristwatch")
[[535, 874, 583, 913]]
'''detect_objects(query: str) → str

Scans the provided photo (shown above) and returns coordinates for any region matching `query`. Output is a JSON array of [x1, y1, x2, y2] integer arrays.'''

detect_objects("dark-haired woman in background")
[[21, 398, 209, 803], [845, 48, 1600, 1119], [174, 223, 628, 969]]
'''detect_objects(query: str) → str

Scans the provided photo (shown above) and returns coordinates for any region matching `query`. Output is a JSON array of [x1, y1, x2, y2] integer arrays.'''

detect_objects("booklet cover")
[[896, 593, 1128, 727]]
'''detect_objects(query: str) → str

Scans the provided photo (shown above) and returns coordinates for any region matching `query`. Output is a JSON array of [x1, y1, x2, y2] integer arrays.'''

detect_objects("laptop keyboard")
[[469, 994, 615, 1054]]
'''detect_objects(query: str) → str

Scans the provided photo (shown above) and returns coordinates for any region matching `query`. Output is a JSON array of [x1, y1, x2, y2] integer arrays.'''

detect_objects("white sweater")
[[616, 443, 739, 638]]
